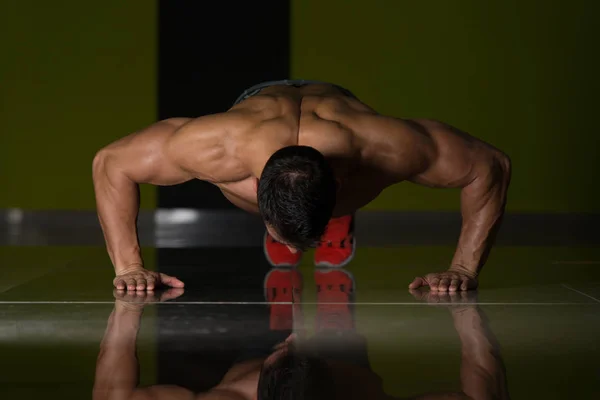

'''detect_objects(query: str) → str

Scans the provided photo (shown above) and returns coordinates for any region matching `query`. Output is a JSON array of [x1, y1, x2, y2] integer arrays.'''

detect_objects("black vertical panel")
[[157, 0, 290, 209], [156, 1, 290, 391]]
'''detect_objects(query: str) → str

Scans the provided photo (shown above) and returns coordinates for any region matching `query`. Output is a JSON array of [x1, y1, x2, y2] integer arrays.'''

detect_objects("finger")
[[160, 273, 185, 288], [117, 291, 136, 303], [429, 278, 441, 291], [114, 278, 126, 290], [124, 278, 136, 291], [409, 289, 427, 300], [136, 279, 147, 291], [449, 279, 460, 292], [161, 288, 185, 302], [113, 289, 127, 299], [427, 291, 441, 303], [438, 290, 450, 299], [409, 277, 427, 289], [135, 290, 147, 298], [448, 291, 461, 303], [458, 278, 468, 291], [437, 278, 451, 292], [146, 278, 157, 291]]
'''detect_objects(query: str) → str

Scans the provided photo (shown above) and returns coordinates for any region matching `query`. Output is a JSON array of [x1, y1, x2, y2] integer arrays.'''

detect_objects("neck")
[[249, 147, 281, 178]]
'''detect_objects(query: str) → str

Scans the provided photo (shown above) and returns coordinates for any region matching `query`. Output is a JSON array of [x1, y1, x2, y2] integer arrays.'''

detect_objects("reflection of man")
[[94, 271, 509, 400], [93, 80, 511, 293], [93, 285, 331, 400], [408, 291, 510, 400], [262, 271, 511, 400]]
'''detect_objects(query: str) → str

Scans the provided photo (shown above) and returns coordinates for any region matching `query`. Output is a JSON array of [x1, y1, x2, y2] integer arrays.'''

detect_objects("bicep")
[[100, 119, 194, 186], [352, 114, 434, 181]]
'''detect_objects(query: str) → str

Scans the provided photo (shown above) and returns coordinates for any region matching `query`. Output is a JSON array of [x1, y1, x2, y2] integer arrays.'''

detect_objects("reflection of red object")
[[264, 268, 303, 330], [314, 215, 356, 267], [263, 231, 303, 267], [315, 269, 355, 331]]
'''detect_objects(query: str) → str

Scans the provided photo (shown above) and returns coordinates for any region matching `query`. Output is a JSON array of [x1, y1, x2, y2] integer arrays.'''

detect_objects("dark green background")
[[292, 0, 600, 211], [0, 1, 157, 209], [2, 1, 599, 211]]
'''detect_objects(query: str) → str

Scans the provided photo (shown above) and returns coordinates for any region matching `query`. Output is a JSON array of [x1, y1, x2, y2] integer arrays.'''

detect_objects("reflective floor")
[[1, 225, 600, 399]]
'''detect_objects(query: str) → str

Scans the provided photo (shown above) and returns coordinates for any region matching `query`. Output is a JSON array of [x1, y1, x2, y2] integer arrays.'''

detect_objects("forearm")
[[452, 307, 508, 400], [94, 307, 143, 400], [451, 201, 504, 276], [452, 157, 511, 275], [93, 152, 143, 274]]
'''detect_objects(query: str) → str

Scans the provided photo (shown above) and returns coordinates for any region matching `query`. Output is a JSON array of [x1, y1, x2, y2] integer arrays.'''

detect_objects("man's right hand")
[[113, 265, 185, 291]]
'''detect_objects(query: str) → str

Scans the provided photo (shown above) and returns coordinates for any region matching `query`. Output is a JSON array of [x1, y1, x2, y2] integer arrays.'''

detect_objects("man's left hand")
[[409, 267, 478, 292]]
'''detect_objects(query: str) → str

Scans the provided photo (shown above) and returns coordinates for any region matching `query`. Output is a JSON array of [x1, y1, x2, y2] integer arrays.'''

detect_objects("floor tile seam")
[[561, 284, 600, 303], [0, 266, 69, 295]]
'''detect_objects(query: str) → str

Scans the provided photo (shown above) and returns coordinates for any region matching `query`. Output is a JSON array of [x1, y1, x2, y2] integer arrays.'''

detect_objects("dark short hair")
[[257, 146, 336, 250], [257, 351, 334, 400]]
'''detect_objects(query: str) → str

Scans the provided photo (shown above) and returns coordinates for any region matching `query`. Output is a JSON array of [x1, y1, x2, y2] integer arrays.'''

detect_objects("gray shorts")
[[233, 79, 358, 106]]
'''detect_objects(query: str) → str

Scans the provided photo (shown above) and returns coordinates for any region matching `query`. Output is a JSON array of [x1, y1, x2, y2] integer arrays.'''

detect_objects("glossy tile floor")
[[1, 235, 600, 398]]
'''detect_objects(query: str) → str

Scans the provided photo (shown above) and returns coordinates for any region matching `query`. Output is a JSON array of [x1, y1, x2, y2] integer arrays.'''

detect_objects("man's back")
[[162, 83, 504, 215]]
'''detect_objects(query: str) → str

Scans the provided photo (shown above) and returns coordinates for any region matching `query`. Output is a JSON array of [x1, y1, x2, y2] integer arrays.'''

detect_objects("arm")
[[93, 305, 142, 400], [92, 118, 194, 275], [397, 119, 512, 291], [451, 154, 511, 277], [453, 306, 509, 400], [409, 308, 509, 400], [406, 292, 510, 400], [94, 297, 194, 400], [93, 305, 194, 400]]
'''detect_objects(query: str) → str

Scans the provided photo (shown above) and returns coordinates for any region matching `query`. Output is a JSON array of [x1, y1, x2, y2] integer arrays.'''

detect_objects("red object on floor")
[[314, 215, 356, 267], [263, 231, 303, 267], [314, 269, 355, 331], [264, 268, 303, 330]]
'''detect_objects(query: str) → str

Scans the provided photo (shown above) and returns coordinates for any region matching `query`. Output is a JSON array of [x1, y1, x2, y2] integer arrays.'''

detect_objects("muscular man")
[[92, 80, 511, 293]]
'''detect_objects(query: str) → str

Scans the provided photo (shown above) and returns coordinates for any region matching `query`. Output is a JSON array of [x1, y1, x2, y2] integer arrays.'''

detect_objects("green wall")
[[2, 1, 598, 212], [292, 0, 600, 212], [0, 1, 157, 209]]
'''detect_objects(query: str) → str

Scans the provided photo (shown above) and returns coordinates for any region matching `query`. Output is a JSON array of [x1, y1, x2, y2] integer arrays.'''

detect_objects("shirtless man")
[[92, 80, 511, 293]]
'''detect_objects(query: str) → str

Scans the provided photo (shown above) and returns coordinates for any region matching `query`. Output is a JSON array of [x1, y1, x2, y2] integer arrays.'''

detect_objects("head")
[[257, 146, 337, 251], [257, 337, 334, 400]]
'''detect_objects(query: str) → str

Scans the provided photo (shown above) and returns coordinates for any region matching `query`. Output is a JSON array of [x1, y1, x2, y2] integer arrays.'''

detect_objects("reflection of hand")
[[411, 290, 509, 400], [410, 288, 479, 305], [113, 288, 185, 311], [409, 268, 478, 292], [113, 266, 184, 291]]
